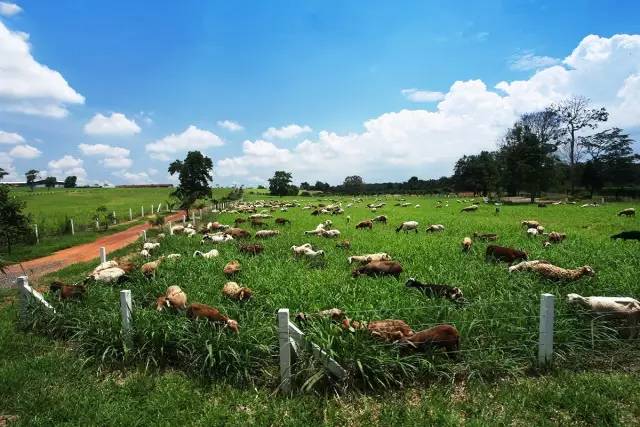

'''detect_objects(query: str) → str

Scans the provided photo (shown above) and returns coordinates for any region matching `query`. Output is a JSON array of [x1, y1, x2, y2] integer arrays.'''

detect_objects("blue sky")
[[0, 0, 639, 186]]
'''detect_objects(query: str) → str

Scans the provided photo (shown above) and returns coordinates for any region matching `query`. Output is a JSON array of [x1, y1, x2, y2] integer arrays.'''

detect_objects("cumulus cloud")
[[510, 51, 561, 71], [48, 155, 87, 183], [217, 120, 244, 132], [0, 2, 21, 17], [0, 21, 85, 117], [100, 156, 133, 169], [0, 130, 24, 144], [401, 88, 446, 102], [78, 143, 130, 158], [216, 34, 640, 185], [84, 113, 141, 136], [9, 144, 41, 159], [145, 125, 224, 161], [113, 170, 152, 184], [262, 124, 312, 140]]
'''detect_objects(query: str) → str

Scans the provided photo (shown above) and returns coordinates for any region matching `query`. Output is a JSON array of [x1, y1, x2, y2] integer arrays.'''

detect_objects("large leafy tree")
[[550, 96, 608, 193], [343, 175, 364, 195], [168, 151, 214, 218], [582, 127, 638, 190], [44, 176, 57, 188], [25, 169, 40, 191], [453, 151, 499, 196], [64, 176, 77, 188], [0, 186, 31, 253], [268, 171, 293, 196], [498, 122, 558, 202]]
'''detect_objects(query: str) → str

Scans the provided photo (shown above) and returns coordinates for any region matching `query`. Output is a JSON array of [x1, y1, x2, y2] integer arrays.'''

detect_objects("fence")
[[16, 260, 558, 393]]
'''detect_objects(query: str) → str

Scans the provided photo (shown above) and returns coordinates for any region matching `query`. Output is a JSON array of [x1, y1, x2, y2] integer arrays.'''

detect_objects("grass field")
[[20, 195, 640, 393], [2, 299, 640, 425], [1, 186, 230, 262]]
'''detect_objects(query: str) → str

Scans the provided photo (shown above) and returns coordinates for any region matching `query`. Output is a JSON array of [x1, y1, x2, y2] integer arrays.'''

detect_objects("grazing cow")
[[485, 245, 528, 264], [352, 260, 403, 277], [405, 278, 464, 303]]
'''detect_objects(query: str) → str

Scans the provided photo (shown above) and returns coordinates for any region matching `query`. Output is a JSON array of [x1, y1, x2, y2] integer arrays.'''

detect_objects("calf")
[[485, 245, 528, 264], [352, 260, 403, 277], [405, 278, 464, 303], [49, 281, 86, 300]]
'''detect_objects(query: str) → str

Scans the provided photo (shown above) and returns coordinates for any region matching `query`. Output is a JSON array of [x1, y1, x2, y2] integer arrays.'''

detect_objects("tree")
[[313, 181, 331, 192], [168, 151, 213, 218], [343, 175, 364, 195], [550, 96, 608, 193], [0, 185, 31, 253], [44, 177, 57, 188], [582, 128, 638, 190], [94, 206, 115, 230], [0, 167, 8, 181], [25, 169, 40, 191], [64, 176, 77, 188], [453, 151, 499, 196], [498, 122, 557, 202], [300, 182, 311, 190], [581, 160, 605, 198], [268, 171, 293, 196]]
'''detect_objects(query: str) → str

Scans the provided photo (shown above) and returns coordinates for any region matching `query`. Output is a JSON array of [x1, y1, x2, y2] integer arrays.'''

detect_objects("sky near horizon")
[[0, 0, 639, 187]]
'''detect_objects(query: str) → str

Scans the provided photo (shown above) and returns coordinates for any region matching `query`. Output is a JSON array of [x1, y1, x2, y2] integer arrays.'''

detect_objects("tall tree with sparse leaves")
[[550, 96, 608, 193], [25, 169, 39, 191], [168, 151, 213, 218]]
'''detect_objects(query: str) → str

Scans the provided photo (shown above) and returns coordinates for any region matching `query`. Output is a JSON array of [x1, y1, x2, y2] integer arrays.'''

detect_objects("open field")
[[20, 195, 640, 395], [2, 298, 640, 426], [1, 187, 230, 262]]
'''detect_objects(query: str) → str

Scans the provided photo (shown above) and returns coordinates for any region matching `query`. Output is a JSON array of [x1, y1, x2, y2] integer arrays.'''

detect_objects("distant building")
[[116, 184, 174, 188], [1, 179, 65, 188]]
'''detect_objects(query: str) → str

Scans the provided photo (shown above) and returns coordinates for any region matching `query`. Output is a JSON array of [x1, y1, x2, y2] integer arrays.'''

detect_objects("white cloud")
[[262, 124, 312, 140], [100, 156, 133, 169], [84, 113, 141, 136], [0, 21, 84, 117], [113, 170, 152, 184], [217, 34, 640, 185], [217, 120, 244, 132], [78, 143, 130, 158], [48, 155, 87, 183], [401, 88, 445, 102], [510, 52, 561, 71], [0, 2, 21, 17], [9, 144, 41, 159], [145, 125, 224, 161], [0, 130, 24, 144], [0, 152, 17, 181]]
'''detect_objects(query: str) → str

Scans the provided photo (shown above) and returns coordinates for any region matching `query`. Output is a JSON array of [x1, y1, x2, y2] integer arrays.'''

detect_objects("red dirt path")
[[1, 211, 186, 287]]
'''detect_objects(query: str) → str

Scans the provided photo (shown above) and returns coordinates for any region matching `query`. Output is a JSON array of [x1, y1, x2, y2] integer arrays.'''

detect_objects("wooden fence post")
[[538, 293, 555, 366], [70, 218, 75, 235], [34, 224, 39, 244], [120, 290, 133, 349], [129, 208, 133, 221], [99, 246, 107, 264], [278, 308, 292, 393]]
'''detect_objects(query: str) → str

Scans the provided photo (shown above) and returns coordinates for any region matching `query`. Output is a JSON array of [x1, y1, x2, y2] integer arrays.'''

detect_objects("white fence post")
[[95, 219, 100, 231], [169, 220, 173, 235], [182, 215, 186, 224], [151, 205, 154, 215], [278, 308, 292, 393], [120, 290, 133, 349], [141, 206, 144, 217], [157, 203, 162, 213], [112, 211, 117, 225], [538, 293, 555, 366], [129, 208, 133, 221], [142, 230, 147, 241], [34, 224, 39, 244], [99, 246, 107, 264], [70, 218, 75, 235]]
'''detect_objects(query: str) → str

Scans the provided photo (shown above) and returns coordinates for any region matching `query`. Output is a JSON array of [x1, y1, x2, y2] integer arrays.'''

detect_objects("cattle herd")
[[47, 198, 640, 360]]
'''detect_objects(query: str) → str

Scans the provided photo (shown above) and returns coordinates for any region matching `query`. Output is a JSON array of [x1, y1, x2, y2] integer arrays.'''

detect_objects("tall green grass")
[[27, 196, 640, 390]]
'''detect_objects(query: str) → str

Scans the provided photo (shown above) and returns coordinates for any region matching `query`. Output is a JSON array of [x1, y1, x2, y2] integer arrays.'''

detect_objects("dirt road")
[[1, 212, 186, 288]]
